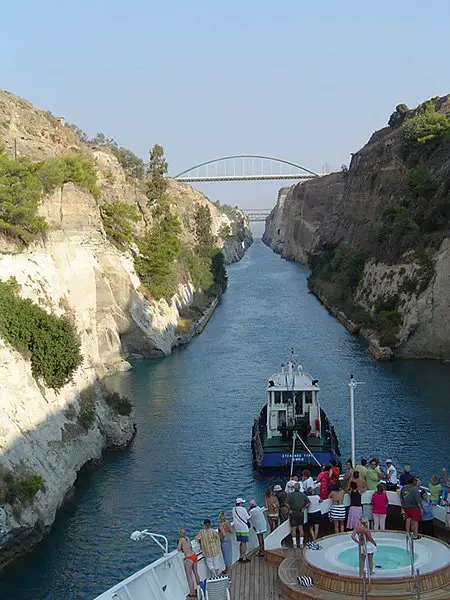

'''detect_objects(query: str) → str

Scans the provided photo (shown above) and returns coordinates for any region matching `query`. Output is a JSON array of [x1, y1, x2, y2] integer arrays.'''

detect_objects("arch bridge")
[[173, 155, 319, 183]]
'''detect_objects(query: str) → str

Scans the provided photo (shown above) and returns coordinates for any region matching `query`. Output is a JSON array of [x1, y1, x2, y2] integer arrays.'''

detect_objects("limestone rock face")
[[263, 97, 450, 360], [0, 89, 252, 565]]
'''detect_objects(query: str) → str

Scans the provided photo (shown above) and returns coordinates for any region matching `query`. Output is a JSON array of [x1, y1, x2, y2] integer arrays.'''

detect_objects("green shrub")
[[0, 471, 44, 504], [78, 391, 96, 430], [0, 151, 48, 243], [104, 391, 132, 416], [16, 474, 44, 502], [399, 276, 418, 294], [401, 102, 450, 155], [135, 211, 182, 300], [0, 150, 101, 245], [0, 279, 82, 389], [381, 205, 419, 236], [100, 200, 140, 250], [41, 155, 100, 199], [111, 147, 145, 179], [218, 223, 232, 239], [414, 245, 435, 294], [407, 166, 438, 199]]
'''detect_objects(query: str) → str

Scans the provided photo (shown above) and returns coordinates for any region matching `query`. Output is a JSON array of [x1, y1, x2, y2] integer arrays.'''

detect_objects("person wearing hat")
[[232, 498, 251, 563], [195, 519, 221, 578], [249, 500, 267, 557], [385, 459, 398, 491]]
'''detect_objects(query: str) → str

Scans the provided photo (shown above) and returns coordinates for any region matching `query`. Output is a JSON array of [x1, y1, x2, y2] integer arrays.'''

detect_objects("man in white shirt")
[[232, 498, 251, 563], [249, 500, 267, 557], [385, 459, 398, 491]]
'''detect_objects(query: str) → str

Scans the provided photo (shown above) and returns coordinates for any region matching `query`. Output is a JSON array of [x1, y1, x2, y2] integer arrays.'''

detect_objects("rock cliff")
[[0, 90, 251, 565], [264, 96, 450, 360]]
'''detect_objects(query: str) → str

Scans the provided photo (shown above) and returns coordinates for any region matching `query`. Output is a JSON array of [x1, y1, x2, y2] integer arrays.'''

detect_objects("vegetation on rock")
[[104, 390, 132, 416], [69, 126, 146, 179], [308, 244, 366, 311], [0, 278, 82, 389], [0, 468, 44, 505], [78, 389, 96, 430], [0, 149, 100, 244], [146, 144, 168, 204], [100, 200, 140, 250]]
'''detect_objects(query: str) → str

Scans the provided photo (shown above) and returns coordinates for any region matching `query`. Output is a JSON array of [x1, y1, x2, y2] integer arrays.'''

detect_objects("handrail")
[[406, 533, 420, 599], [358, 534, 371, 600], [130, 530, 169, 555]]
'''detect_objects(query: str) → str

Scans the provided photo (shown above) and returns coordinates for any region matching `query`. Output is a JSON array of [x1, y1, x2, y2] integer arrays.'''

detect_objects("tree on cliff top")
[[146, 144, 168, 204]]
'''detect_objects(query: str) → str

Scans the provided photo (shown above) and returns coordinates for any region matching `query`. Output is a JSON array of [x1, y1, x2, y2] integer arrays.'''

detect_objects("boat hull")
[[252, 405, 341, 474]]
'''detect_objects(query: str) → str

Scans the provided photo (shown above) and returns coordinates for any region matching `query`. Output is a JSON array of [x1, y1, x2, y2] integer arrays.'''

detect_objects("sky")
[[1, 0, 450, 209]]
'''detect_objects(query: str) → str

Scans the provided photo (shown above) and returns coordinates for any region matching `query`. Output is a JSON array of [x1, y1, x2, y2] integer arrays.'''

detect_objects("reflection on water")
[[1, 240, 449, 600]]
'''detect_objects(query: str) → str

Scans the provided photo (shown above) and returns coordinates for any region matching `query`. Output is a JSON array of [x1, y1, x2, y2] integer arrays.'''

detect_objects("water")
[[339, 545, 412, 570], [1, 240, 449, 599]]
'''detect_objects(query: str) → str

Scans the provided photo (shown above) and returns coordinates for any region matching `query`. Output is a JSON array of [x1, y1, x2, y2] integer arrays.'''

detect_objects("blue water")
[[339, 545, 412, 570], [1, 240, 449, 599]]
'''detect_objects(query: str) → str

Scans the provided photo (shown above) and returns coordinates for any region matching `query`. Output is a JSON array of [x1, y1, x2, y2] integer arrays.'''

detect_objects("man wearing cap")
[[195, 519, 221, 577], [287, 482, 310, 548], [232, 498, 251, 563], [249, 500, 267, 557], [385, 460, 398, 491]]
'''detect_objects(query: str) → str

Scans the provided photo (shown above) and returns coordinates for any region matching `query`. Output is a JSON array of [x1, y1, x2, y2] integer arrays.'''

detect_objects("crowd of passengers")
[[177, 459, 449, 596]]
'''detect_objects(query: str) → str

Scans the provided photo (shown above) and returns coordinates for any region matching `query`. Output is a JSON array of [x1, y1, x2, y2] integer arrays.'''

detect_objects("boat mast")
[[348, 375, 365, 468]]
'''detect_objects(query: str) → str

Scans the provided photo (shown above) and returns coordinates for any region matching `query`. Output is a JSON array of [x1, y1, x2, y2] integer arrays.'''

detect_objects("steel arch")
[[173, 155, 319, 178]]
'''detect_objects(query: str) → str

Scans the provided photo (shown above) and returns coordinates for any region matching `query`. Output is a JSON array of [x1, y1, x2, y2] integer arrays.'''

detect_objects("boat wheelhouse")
[[252, 354, 340, 472]]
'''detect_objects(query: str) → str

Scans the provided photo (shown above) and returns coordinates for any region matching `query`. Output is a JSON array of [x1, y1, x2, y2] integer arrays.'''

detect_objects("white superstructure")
[[265, 359, 321, 440]]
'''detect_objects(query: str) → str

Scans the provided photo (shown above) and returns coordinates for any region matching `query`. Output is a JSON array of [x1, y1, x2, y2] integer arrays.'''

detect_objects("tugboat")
[[252, 352, 340, 473]]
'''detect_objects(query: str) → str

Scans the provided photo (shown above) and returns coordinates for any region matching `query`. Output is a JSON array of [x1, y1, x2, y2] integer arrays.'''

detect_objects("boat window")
[[274, 391, 281, 404], [294, 391, 303, 415], [282, 391, 293, 403], [305, 391, 313, 404]]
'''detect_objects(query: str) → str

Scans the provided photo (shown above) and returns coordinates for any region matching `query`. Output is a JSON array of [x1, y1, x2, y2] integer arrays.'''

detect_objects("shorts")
[[404, 507, 420, 522], [289, 513, 304, 527], [236, 531, 249, 543], [205, 554, 221, 572], [254, 527, 267, 535], [307, 511, 322, 526], [365, 542, 376, 555]]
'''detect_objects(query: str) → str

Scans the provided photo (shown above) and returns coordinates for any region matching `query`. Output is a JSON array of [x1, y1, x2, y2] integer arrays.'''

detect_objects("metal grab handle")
[[130, 530, 169, 555]]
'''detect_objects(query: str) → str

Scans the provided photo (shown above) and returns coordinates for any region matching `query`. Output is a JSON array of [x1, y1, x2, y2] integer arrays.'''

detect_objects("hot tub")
[[305, 531, 450, 578]]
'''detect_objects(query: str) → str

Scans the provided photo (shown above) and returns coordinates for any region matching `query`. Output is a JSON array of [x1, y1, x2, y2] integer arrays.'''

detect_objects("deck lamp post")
[[348, 375, 365, 468]]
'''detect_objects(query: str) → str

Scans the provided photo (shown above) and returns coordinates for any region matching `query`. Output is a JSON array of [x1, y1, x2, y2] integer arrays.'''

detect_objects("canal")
[[1, 239, 449, 599]]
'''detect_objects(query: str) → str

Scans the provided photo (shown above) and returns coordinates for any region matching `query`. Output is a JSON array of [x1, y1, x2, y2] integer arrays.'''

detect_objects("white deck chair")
[[198, 576, 231, 600]]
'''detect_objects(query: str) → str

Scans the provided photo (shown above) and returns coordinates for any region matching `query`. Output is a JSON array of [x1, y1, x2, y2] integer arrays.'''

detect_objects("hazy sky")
[[2, 0, 449, 209]]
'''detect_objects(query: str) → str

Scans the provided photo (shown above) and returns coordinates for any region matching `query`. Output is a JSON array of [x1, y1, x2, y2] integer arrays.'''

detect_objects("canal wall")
[[0, 90, 251, 567], [264, 95, 450, 361]]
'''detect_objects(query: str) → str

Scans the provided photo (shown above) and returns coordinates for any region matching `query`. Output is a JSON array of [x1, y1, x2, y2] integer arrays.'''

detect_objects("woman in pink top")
[[317, 465, 330, 500], [371, 483, 388, 530]]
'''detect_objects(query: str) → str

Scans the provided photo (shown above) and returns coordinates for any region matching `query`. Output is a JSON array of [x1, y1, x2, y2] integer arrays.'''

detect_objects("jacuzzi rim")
[[304, 531, 450, 581]]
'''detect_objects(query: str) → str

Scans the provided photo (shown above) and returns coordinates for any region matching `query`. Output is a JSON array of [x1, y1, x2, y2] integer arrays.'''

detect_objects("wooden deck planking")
[[230, 551, 285, 600]]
